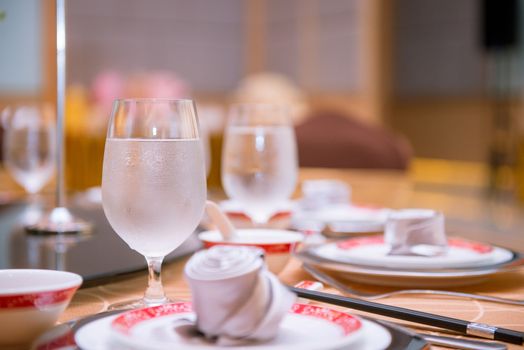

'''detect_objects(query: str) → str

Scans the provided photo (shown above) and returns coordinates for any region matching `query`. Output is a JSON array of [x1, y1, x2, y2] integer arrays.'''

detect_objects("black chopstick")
[[290, 286, 524, 345]]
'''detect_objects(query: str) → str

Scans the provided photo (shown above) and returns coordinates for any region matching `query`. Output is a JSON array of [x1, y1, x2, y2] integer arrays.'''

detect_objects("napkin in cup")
[[385, 209, 448, 257], [184, 245, 296, 345]]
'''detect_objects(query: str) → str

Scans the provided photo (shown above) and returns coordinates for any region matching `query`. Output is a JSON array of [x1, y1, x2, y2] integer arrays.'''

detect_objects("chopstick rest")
[[185, 245, 296, 345]]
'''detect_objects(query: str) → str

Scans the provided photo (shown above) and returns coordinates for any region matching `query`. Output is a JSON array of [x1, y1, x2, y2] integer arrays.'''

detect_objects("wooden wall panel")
[[394, 0, 484, 97], [66, 0, 245, 92]]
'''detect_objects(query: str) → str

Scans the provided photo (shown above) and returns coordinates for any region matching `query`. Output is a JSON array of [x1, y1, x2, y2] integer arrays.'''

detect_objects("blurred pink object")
[[91, 70, 124, 111], [91, 70, 190, 111], [124, 71, 190, 99]]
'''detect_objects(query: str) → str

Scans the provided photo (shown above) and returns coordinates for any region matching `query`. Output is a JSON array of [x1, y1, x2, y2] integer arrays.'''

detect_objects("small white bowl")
[[0, 269, 82, 346], [198, 229, 303, 274]]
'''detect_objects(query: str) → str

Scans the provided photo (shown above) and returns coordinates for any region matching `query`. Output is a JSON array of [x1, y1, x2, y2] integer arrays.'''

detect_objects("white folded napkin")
[[184, 245, 296, 345], [385, 209, 448, 257]]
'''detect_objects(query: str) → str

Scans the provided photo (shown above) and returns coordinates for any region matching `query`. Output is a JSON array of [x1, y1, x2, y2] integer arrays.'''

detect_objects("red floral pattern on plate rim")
[[202, 241, 296, 254], [0, 286, 78, 309], [112, 302, 361, 336], [336, 235, 493, 254]]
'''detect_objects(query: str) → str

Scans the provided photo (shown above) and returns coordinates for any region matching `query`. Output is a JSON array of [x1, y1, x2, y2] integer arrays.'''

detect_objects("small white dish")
[[0, 269, 82, 346], [312, 236, 513, 270], [198, 229, 303, 274], [297, 243, 522, 287], [75, 302, 391, 350]]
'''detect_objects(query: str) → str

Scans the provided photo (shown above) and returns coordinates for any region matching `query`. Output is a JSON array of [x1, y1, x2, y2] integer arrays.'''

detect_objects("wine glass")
[[101, 99, 206, 309], [2, 105, 56, 225], [221, 104, 298, 225], [2, 105, 56, 196]]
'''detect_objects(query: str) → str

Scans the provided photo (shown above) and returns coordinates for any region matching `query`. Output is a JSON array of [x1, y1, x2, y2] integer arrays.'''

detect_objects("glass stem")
[[144, 256, 167, 304], [54, 241, 68, 271]]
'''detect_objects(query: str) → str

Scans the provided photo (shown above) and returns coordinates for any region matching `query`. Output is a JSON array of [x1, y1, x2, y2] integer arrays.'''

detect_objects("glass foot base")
[[107, 297, 179, 311], [25, 207, 92, 235]]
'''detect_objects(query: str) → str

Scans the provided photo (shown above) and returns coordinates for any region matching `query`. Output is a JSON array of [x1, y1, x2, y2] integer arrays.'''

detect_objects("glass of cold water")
[[101, 99, 206, 310], [222, 104, 298, 225]]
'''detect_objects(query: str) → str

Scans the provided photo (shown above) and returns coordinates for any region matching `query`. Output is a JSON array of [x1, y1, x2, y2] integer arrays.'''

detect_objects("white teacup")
[[0, 269, 82, 346], [198, 229, 303, 274]]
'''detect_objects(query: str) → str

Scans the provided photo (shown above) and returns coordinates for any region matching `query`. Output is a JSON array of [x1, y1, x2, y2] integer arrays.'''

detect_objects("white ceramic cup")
[[198, 229, 303, 274], [0, 269, 82, 346]]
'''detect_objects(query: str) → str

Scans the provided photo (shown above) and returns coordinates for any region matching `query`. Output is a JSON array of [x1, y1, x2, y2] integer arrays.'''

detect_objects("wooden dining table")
[[55, 167, 524, 349]]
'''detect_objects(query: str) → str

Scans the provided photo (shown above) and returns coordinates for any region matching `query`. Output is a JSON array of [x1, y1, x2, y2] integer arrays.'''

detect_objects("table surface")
[[50, 168, 524, 349]]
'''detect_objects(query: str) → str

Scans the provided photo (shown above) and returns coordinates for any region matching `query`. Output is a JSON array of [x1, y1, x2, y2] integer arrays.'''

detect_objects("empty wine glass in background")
[[2, 105, 56, 197], [222, 103, 298, 225], [102, 98, 206, 310]]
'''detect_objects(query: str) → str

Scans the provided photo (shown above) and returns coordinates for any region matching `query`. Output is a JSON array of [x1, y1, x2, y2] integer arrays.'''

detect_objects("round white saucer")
[[75, 303, 391, 350], [313, 236, 513, 270]]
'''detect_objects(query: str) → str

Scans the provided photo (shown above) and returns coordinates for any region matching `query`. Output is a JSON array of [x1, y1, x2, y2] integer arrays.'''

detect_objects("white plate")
[[313, 236, 513, 270], [75, 303, 392, 350], [297, 248, 523, 287]]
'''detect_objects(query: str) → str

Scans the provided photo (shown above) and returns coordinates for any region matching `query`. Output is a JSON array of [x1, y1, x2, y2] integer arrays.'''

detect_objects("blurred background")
[[0, 0, 523, 198]]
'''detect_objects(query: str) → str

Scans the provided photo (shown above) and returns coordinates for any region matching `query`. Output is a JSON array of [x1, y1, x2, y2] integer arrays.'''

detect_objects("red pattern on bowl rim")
[[0, 286, 79, 309], [336, 235, 493, 254]]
